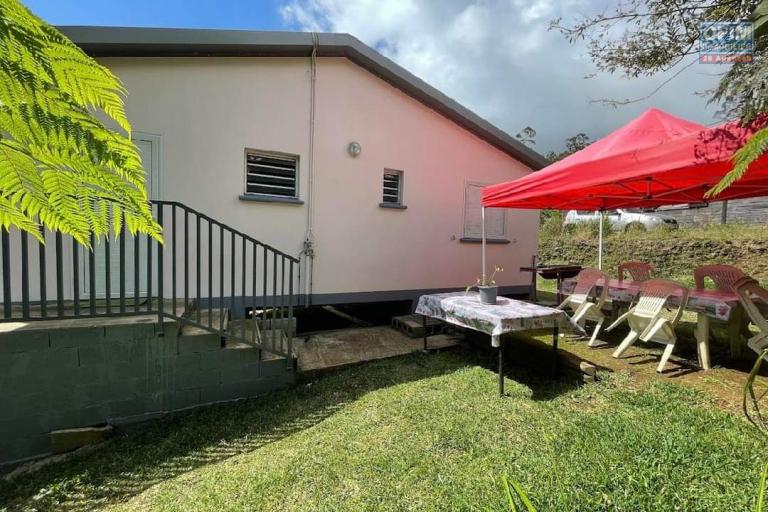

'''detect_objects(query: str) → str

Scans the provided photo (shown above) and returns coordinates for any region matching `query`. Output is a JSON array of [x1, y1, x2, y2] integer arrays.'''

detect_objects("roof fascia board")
[[58, 26, 548, 169]]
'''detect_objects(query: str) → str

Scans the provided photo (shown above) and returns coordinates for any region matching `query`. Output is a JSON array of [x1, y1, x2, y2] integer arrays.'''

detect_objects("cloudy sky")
[[30, 0, 725, 153], [279, 0, 723, 152]]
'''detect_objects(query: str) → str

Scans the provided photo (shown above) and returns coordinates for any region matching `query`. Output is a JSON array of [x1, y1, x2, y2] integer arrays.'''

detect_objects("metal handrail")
[[0, 201, 298, 364]]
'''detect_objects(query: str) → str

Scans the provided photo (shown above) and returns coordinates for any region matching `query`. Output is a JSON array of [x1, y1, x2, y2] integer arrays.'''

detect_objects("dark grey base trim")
[[305, 285, 531, 309], [239, 194, 304, 205], [459, 237, 511, 244], [379, 203, 407, 210]]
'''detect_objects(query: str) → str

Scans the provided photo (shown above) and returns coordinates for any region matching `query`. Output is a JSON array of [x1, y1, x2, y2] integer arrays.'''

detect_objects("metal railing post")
[[1, 229, 10, 319], [20, 231, 29, 319], [73, 239, 80, 315], [288, 261, 294, 369], [157, 204, 164, 333], [55, 232, 64, 317], [38, 227, 47, 318], [0, 200, 301, 361]]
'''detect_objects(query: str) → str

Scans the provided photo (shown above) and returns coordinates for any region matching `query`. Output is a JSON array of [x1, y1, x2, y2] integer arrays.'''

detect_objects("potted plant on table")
[[467, 265, 504, 305]]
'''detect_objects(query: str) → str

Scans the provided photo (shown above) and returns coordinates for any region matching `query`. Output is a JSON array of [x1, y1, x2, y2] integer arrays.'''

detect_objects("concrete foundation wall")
[[0, 319, 294, 466]]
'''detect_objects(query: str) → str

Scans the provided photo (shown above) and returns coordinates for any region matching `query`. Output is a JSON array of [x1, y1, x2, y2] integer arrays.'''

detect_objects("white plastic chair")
[[695, 264, 748, 358], [733, 276, 768, 358], [557, 268, 609, 347], [694, 264, 745, 291], [606, 279, 689, 372], [618, 261, 653, 282]]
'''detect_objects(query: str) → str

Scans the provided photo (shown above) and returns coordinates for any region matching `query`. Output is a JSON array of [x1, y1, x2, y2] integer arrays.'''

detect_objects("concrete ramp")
[[297, 326, 461, 373]]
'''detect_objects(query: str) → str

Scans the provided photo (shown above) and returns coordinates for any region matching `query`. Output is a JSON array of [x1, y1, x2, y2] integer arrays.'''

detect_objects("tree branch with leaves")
[[0, 0, 162, 247], [553, 0, 768, 201]]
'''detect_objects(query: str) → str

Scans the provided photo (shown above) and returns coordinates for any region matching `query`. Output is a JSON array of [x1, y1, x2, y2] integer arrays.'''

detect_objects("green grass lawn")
[[0, 347, 764, 511]]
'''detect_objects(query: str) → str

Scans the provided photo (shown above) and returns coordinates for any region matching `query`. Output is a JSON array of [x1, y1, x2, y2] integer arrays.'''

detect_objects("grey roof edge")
[[58, 26, 548, 170]]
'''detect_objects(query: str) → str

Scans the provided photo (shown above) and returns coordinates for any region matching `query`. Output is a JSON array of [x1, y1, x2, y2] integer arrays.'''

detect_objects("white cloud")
[[280, 0, 721, 153]]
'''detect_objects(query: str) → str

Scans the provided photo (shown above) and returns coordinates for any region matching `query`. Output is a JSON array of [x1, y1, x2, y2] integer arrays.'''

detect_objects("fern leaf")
[[0, 0, 162, 245], [707, 126, 768, 197]]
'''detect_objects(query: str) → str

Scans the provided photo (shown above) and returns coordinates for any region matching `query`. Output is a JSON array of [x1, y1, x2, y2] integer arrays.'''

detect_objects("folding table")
[[415, 292, 583, 396]]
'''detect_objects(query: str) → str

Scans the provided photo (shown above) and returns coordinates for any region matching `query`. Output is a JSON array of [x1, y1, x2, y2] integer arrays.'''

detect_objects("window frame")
[[379, 168, 406, 209], [461, 180, 507, 241], [242, 148, 301, 202]]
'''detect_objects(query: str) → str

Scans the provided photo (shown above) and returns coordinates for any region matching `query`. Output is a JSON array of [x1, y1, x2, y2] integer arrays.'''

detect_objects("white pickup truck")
[[563, 209, 679, 231]]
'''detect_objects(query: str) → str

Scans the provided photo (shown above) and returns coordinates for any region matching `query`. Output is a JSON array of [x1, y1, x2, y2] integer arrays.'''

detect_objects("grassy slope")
[[0, 348, 762, 512], [538, 222, 768, 287]]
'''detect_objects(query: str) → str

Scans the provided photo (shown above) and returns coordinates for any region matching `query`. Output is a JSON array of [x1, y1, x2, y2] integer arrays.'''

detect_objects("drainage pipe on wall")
[[301, 32, 318, 306]]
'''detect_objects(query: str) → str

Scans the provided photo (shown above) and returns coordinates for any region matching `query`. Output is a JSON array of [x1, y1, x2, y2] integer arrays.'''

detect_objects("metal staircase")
[[0, 200, 299, 365]]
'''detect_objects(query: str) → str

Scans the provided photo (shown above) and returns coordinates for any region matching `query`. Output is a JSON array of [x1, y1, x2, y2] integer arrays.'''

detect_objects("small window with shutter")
[[244, 150, 299, 199], [380, 169, 405, 209], [462, 181, 506, 240]]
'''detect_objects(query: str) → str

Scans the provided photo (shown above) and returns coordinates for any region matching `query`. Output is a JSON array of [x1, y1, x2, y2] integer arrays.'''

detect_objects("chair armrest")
[[670, 289, 689, 327], [556, 297, 571, 311], [639, 317, 669, 341], [594, 281, 609, 310], [606, 308, 635, 332]]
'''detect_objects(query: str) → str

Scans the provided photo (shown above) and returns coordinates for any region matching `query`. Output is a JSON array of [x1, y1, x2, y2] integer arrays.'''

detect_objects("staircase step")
[[180, 307, 229, 337], [262, 329, 290, 357], [227, 319, 294, 359]]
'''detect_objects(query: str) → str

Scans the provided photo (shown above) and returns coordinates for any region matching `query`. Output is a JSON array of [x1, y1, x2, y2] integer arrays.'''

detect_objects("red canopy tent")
[[483, 108, 768, 211], [478, 108, 768, 274]]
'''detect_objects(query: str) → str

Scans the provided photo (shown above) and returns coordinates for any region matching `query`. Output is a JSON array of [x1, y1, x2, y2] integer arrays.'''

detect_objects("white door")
[[84, 133, 162, 298]]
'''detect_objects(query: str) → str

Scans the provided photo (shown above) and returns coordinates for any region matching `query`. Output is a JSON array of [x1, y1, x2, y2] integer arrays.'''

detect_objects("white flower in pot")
[[466, 265, 504, 305]]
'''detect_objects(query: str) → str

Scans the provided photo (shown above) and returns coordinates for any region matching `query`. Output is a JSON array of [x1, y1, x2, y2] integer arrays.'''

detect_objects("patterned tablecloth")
[[560, 278, 739, 321], [415, 292, 583, 347]]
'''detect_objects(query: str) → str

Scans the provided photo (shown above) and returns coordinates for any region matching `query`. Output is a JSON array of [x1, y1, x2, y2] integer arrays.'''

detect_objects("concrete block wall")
[[0, 319, 294, 466]]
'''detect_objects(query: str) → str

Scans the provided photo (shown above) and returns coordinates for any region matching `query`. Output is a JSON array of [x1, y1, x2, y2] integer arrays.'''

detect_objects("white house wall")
[[0, 55, 539, 305], [310, 58, 537, 299]]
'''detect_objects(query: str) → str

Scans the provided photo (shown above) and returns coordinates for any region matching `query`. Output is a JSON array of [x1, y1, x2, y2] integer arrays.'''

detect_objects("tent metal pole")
[[598, 211, 604, 270], [481, 207, 487, 284]]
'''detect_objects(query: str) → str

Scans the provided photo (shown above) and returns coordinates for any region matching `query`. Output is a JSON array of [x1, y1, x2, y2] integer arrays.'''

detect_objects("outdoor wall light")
[[347, 141, 362, 157]]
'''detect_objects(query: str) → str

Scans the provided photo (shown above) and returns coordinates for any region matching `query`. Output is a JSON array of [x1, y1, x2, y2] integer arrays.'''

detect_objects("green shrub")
[[539, 211, 564, 240]]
